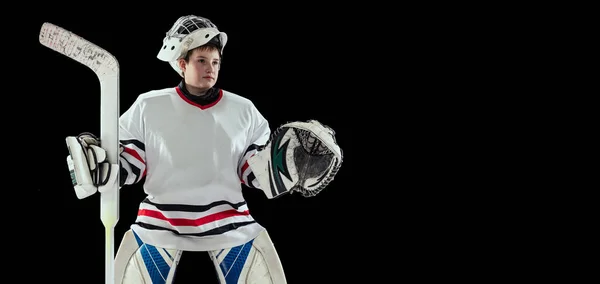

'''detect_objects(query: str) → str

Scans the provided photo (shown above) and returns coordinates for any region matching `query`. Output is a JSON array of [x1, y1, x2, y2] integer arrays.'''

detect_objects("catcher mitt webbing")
[[248, 120, 342, 198]]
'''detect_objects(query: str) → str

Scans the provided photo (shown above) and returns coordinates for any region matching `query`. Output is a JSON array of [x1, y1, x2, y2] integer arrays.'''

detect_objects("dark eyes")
[[198, 59, 220, 66]]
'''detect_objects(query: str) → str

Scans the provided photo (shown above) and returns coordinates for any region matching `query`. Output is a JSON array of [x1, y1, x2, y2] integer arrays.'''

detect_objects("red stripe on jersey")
[[123, 147, 144, 164], [241, 161, 249, 175], [137, 209, 250, 227]]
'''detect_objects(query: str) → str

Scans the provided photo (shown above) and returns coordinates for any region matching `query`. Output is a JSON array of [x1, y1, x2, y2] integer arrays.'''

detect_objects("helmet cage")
[[156, 15, 228, 76]]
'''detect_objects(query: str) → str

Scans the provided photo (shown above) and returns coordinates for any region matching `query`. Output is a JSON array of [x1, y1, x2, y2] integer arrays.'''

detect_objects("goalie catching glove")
[[248, 120, 343, 198], [65, 132, 119, 199]]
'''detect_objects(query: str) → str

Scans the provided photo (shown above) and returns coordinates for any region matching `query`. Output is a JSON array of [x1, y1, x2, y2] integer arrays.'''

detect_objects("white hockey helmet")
[[157, 15, 228, 76]]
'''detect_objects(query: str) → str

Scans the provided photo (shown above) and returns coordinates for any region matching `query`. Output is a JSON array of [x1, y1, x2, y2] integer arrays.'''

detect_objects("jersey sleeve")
[[238, 104, 270, 189], [119, 97, 147, 187]]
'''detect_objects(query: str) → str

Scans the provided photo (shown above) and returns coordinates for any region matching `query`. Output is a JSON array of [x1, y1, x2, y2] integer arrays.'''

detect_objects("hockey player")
[[65, 15, 342, 283]]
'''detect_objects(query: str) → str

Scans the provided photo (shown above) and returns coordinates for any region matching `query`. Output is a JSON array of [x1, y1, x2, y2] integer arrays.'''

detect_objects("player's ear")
[[178, 58, 186, 73]]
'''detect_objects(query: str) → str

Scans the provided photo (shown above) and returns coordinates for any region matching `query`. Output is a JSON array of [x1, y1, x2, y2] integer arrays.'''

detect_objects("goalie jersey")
[[118, 82, 270, 251]]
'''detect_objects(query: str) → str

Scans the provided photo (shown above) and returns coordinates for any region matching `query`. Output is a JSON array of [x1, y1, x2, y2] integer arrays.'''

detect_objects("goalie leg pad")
[[208, 229, 287, 284], [248, 120, 343, 198], [115, 229, 182, 284]]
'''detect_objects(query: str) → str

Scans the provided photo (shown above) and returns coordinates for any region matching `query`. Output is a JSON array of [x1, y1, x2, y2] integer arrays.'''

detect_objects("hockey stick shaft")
[[39, 22, 120, 284], [100, 76, 120, 284]]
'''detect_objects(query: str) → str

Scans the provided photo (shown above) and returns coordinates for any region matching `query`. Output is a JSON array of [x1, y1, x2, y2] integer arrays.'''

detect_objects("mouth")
[[203, 76, 214, 80]]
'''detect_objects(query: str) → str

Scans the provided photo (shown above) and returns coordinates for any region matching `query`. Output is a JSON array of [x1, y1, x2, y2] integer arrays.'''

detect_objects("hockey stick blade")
[[39, 22, 119, 78], [39, 22, 120, 284]]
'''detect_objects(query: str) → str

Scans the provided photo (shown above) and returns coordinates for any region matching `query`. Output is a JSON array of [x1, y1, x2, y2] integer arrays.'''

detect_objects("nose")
[[206, 64, 215, 73]]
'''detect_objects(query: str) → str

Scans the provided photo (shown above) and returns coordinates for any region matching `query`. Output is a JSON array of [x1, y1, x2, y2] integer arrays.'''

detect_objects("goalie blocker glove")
[[248, 120, 343, 198], [65, 132, 119, 199]]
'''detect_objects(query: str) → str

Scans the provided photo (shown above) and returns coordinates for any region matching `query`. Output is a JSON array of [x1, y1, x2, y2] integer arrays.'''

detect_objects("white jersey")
[[118, 84, 271, 251]]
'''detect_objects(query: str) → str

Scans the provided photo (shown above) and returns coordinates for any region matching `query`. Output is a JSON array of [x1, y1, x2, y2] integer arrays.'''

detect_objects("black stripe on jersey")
[[142, 198, 247, 212], [246, 172, 257, 188], [134, 221, 257, 237], [120, 139, 145, 151], [121, 156, 142, 179], [244, 143, 262, 155], [119, 165, 128, 187]]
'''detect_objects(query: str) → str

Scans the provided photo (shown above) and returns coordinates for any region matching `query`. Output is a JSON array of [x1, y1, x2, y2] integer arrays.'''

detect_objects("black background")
[[18, 5, 386, 284], [7, 4, 570, 283]]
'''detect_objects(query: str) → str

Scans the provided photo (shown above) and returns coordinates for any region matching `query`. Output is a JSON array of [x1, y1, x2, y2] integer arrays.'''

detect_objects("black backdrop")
[[20, 6, 370, 284], [8, 4, 549, 283]]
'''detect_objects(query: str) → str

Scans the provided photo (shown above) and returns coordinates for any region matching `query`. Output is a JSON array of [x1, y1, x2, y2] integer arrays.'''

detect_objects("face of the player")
[[179, 48, 221, 95]]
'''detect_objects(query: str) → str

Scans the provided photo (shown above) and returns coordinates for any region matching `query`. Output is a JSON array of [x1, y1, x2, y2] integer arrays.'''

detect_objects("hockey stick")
[[39, 22, 120, 284]]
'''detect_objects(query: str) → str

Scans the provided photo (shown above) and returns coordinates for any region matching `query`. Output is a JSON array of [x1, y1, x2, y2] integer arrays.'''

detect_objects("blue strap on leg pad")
[[208, 229, 287, 283]]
